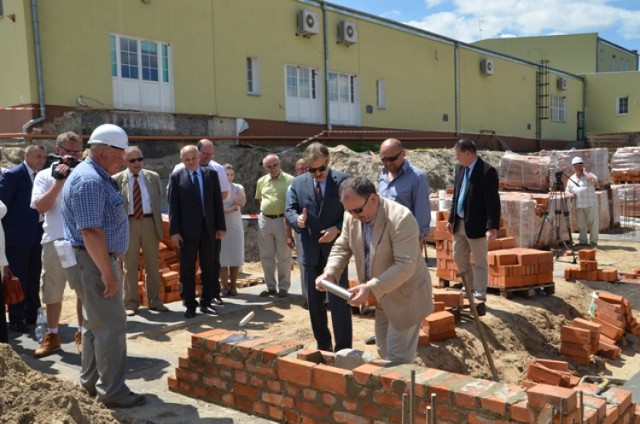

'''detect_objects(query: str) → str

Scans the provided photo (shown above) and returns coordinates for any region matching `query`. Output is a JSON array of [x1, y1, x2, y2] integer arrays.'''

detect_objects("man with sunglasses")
[[255, 154, 294, 297], [114, 146, 168, 316], [30, 132, 84, 357], [286, 143, 352, 352], [318, 176, 433, 364]]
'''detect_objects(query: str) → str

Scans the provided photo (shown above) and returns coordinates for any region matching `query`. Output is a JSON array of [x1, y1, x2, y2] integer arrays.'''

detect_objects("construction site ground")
[[2, 231, 640, 423]]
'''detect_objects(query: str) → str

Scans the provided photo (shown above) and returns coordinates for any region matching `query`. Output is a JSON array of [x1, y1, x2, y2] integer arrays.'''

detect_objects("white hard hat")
[[88, 124, 128, 150], [571, 156, 584, 165]]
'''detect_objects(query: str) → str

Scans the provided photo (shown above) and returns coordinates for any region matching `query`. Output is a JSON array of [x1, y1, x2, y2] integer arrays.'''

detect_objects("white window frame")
[[611, 55, 616, 72], [328, 70, 360, 126], [246, 57, 261, 95], [284, 64, 322, 124], [110, 34, 174, 112], [617, 96, 629, 116], [376, 79, 386, 109], [550, 95, 566, 123]]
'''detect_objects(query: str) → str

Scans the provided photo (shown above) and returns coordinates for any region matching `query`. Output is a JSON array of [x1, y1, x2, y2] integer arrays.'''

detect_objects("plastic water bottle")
[[35, 308, 47, 344]]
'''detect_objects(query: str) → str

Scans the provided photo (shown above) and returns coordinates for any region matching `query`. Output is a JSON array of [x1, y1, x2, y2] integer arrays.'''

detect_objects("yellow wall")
[[597, 41, 638, 72], [0, 0, 36, 107], [585, 72, 640, 133]]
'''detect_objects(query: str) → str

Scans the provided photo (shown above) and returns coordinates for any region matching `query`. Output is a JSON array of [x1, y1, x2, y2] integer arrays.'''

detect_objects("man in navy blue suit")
[[286, 143, 352, 352], [0, 144, 47, 333]]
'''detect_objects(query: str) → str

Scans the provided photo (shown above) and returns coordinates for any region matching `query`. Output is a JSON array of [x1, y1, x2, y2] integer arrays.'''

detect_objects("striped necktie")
[[133, 174, 143, 219]]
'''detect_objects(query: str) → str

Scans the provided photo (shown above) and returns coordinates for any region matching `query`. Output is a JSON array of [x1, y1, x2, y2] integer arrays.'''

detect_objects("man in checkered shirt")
[[565, 156, 599, 247]]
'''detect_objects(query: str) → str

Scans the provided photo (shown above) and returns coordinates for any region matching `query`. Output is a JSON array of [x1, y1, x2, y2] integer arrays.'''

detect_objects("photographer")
[[565, 156, 599, 247], [30, 131, 84, 357]]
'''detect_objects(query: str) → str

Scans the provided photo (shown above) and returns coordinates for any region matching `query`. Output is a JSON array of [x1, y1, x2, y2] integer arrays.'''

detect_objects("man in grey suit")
[[319, 176, 433, 364], [286, 143, 352, 352], [114, 146, 168, 315], [169, 145, 226, 318]]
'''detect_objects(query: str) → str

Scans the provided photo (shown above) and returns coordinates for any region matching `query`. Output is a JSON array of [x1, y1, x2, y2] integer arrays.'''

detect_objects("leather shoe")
[[364, 335, 376, 345], [200, 305, 219, 315], [184, 308, 196, 318], [259, 289, 277, 297], [277, 290, 288, 298], [212, 296, 224, 306], [9, 322, 29, 334], [103, 392, 146, 408], [149, 304, 169, 312]]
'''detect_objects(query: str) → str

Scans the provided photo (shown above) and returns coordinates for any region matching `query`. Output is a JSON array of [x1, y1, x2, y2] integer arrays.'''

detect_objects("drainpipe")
[[22, 0, 46, 136], [320, 1, 331, 130], [454, 42, 460, 136]]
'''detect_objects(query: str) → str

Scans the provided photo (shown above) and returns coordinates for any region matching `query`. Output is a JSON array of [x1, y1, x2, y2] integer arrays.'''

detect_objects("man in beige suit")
[[114, 146, 168, 315], [318, 176, 433, 364]]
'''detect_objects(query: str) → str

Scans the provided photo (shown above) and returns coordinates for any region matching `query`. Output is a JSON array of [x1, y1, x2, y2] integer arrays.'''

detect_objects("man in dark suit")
[[446, 139, 501, 307], [114, 146, 168, 315], [0, 144, 47, 333], [285, 142, 352, 352], [169, 145, 226, 318]]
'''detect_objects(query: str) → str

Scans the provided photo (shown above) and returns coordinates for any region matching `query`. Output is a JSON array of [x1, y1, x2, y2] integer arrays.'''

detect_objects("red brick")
[[509, 400, 534, 422], [262, 392, 294, 409], [298, 400, 332, 418], [167, 375, 178, 389], [534, 359, 569, 372], [175, 367, 199, 383], [233, 382, 260, 399], [526, 363, 563, 386], [332, 411, 369, 424], [572, 317, 602, 334], [277, 357, 315, 385], [527, 384, 577, 412], [561, 325, 591, 344], [261, 341, 304, 362], [598, 291, 625, 305], [296, 349, 324, 363], [593, 317, 625, 341], [214, 355, 244, 370], [352, 363, 381, 386], [245, 361, 278, 378], [312, 363, 351, 395], [379, 369, 405, 391]]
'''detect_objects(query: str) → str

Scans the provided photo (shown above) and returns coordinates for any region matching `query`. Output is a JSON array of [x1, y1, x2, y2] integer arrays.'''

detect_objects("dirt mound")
[[0, 344, 118, 424]]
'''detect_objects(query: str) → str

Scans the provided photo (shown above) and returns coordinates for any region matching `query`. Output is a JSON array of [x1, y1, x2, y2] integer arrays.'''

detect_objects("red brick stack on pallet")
[[487, 247, 554, 288], [560, 318, 601, 365], [564, 249, 618, 282]]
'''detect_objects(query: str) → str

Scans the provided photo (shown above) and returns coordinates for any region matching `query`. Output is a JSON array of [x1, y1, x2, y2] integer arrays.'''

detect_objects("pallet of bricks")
[[433, 210, 555, 297]]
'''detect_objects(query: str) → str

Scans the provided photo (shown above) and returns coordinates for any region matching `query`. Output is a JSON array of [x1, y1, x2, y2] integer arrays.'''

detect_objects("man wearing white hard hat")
[[62, 123, 146, 408], [565, 156, 599, 247]]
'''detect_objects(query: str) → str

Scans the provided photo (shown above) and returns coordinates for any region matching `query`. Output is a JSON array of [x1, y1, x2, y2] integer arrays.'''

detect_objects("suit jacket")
[[448, 156, 501, 239], [0, 163, 42, 248], [168, 166, 225, 240], [324, 197, 433, 330], [285, 169, 348, 267], [113, 169, 164, 239]]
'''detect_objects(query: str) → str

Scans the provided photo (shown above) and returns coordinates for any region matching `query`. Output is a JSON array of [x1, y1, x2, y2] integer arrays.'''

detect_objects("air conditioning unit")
[[557, 77, 568, 90], [297, 9, 319, 36], [480, 59, 494, 76], [338, 20, 358, 44]]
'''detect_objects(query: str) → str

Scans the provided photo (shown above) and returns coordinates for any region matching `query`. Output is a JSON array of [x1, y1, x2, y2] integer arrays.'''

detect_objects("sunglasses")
[[308, 162, 328, 174], [347, 194, 371, 215], [127, 157, 144, 163], [59, 145, 82, 155], [380, 152, 402, 163]]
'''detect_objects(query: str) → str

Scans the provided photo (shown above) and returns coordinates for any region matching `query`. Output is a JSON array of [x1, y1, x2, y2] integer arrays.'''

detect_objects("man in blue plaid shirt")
[[62, 123, 146, 409]]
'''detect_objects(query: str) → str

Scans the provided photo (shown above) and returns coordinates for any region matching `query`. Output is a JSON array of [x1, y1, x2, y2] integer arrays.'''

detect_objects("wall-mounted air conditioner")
[[557, 77, 568, 90], [480, 59, 494, 76], [297, 9, 319, 36], [338, 20, 357, 45]]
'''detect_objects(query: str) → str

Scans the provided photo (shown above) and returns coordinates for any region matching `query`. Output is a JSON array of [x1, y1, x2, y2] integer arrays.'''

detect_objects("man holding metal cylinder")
[[318, 176, 433, 364]]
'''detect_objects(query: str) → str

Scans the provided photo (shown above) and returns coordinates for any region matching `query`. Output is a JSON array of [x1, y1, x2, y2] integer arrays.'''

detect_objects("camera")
[[46, 154, 81, 180]]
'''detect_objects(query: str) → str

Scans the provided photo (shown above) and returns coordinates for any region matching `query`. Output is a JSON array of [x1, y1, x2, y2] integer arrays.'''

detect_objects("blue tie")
[[192, 172, 204, 213], [457, 167, 470, 215]]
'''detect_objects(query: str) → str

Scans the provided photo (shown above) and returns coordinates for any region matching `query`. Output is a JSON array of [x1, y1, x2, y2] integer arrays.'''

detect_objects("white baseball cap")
[[571, 157, 584, 165]]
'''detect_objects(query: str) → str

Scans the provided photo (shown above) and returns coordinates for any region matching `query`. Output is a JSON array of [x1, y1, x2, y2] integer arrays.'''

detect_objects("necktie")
[[457, 167, 470, 215], [192, 171, 203, 208], [315, 180, 323, 205], [132, 174, 143, 219]]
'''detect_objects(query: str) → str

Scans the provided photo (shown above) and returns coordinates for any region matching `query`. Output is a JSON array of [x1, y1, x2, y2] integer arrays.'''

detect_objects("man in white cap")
[[565, 156, 599, 246], [62, 123, 146, 408]]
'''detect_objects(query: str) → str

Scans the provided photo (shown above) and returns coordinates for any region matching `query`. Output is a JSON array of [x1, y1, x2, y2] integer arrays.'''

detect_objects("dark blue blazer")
[[0, 163, 42, 248], [286, 169, 348, 267], [168, 167, 226, 240]]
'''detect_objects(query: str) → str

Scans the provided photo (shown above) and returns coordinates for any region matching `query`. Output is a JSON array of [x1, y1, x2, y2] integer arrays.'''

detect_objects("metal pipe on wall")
[[320, 1, 332, 131], [22, 0, 46, 135]]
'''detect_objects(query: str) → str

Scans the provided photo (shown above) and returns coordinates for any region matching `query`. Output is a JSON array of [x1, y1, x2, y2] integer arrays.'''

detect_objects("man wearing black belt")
[[114, 146, 168, 316], [62, 123, 146, 408], [255, 154, 294, 297]]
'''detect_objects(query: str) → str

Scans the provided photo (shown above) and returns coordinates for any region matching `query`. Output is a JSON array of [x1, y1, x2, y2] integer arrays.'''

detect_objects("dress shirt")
[[128, 170, 152, 215]]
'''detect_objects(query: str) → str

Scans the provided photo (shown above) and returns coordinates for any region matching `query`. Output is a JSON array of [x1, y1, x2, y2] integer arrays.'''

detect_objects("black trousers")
[[179, 232, 214, 309], [0, 276, 7, 342], [7, 243, 42, 325]]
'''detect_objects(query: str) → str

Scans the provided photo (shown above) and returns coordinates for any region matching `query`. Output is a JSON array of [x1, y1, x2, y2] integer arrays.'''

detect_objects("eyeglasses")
[[264, 163, 280, 170], [308, 162, 328, 174], [347, 194, 372, 215], [380, 152, 402, 163], [127, 157, 144, 163], [59, 145, 82, 155]]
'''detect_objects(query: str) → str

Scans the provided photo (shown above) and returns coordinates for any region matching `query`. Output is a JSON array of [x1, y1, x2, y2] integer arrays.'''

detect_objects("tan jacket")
[[113, 169, 164, 240], [325, 197, 433, 330]]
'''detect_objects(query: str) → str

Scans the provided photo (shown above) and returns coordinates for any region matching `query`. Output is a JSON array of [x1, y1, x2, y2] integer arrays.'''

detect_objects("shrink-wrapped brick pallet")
[[540, 148, 610, 187], [612, 184, 640, 218], [499, 152, 550, 191], [611, 147, 640, 183]]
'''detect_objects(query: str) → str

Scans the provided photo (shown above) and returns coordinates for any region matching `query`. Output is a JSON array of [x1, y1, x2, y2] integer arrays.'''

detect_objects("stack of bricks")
[[487, 247, 554, 288], [421, 310, 456, 343], [169, 328, 640, 423], [432, 210, 508, 283], [523, 359, 579, 388], [593, 291, 640, 359], [560, 318, 601, 365], [564, 249, 618, 282]]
